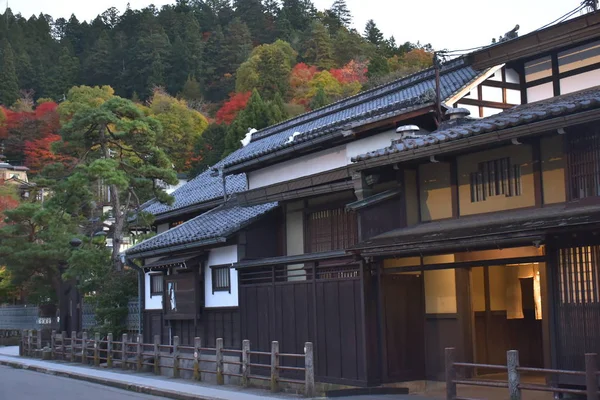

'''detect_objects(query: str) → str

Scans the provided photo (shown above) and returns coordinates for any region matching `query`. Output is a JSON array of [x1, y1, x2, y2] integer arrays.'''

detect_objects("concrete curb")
[[0, 358, 222, 400]]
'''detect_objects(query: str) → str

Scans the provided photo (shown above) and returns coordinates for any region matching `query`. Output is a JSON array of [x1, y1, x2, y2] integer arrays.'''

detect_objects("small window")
[[150, 274, 163, 296], [211, 265, 231, 294], [470, 157, 521, 203]]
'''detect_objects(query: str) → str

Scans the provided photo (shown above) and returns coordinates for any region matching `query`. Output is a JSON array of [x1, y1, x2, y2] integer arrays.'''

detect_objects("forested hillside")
[[0, 0, 433, 175]]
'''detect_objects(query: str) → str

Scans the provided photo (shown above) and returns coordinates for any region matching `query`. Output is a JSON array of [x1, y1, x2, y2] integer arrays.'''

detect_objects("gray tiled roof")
[[127, 202, 278, 255], [222, 58, 483, 169], [144, 161, 247, 216], [352, 87, 600, 162]]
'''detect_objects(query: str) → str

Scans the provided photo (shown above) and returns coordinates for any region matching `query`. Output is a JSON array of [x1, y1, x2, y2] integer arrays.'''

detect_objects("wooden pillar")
[[61, 331, 67, 360], [107, 333, 113, 368], [271, 341, 280, 393], [585, 353, 598, 400], [304, 342, 315, 398], [136, 334, 143, 372], [122, 333, 128, 370], [153, 335, 160, 375], [28, 330, 33, 357], [81, 332, 88, 364], [507, 350, 521, 400], [36, 328, 42, 356], [242, 340, 250, 387], [94, 333, 100, 367], [70, 331, 76, 362], [172, 336, 180, 379], [216, 338, 224, 385], [193, 337, 202, 381], [50, 330, 56, 360]]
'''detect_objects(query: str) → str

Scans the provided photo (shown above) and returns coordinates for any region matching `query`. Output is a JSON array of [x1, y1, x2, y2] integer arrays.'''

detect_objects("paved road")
[[0, 365, 167, 400]]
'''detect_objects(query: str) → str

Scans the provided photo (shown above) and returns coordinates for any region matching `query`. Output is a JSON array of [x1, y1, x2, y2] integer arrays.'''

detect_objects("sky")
[[6, 0, 586, 51]]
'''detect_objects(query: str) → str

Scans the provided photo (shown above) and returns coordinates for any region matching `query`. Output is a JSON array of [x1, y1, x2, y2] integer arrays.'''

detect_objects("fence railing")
[[20, 330, 315, 398], [445, 347, 600, 400]]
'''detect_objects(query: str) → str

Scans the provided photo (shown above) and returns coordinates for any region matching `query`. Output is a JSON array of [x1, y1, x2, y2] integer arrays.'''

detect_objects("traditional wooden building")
[[128, 9, 600, 389]]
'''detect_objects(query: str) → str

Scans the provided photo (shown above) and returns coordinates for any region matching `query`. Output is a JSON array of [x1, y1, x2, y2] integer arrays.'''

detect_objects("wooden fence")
[[445, 347, 599, 400], [20, 329, 315, 398]]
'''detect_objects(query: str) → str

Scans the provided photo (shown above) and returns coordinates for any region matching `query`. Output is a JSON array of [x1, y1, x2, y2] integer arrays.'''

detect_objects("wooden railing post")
[[122, 333, 128, 370], [136, 334, 143, 371], [153, 335, 160, 375], [36, 328, 42, 356], [445, 347, 456, 400], [585, 353, 598, 400], [94, 333, 100, 367], [271, 341, 280, 393], [304, 342, 315, 398], [216, 338, 224, 385], [50, 330, 56, 360], [107, 333, 113, 368], [61, 331, 67, 360], [507, 350, 521, 400], [173, 336, 180, 379], [70, 331, 77, 362], [193, 337, 202, 381], [81, 332, 88, 364], [27, 330, 33, 356], [19, 330, 25, 356], [242, 340, 250, 388]]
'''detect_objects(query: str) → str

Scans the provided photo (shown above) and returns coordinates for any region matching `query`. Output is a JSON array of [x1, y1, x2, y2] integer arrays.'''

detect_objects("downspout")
[[126, 257, 145, 337]]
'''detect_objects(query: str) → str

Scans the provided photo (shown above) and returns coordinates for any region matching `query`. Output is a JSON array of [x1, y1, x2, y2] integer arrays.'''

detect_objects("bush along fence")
[[20, 330, 316, 398], [445, 347, 600, 400]]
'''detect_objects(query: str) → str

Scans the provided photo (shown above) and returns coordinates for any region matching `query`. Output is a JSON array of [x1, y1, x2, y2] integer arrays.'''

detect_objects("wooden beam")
[[458, 98, 517, 110], [551, 52, 560, 97], [381, 256, 547, 274], [481, 80, 521, 91], [351, 106, 435, 135], [532, 138, 544, 207], [450, 158, 459, 218]]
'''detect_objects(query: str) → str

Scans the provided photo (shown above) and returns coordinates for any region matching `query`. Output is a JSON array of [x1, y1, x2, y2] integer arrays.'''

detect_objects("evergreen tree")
[[181, 75, 203, 103], [223, 89, 272, 156], [189, 123, 227, 177], [0, 39, 19, 107], [269, 92, 289, 123], [364, 19, 384, 46], [367, 54, 390, 79], [47, 46, 80, 100], [303, 20, 334, 69], [310, 86, 329, 109], [222, 18, 253, 74], [333, 28, 371, 66], [330, 0, 352, 27], [84, 31, 114, 87], [233, 0, 268, 44]]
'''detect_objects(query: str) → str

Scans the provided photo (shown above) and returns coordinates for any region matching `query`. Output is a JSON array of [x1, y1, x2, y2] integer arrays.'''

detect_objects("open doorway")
[[470, 264, 544, 373]]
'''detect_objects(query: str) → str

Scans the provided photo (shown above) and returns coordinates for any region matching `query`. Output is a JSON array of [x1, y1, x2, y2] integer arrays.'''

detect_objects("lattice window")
[[306, 207, 358, 253], [150, 274, 163, 296], [567, 130, 600, 200], [211, 265, 231, 293], [470, 157, 521, 202], [558, 246, 600, 304]]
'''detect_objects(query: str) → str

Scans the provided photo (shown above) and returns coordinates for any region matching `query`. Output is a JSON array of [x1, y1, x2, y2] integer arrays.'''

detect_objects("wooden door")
[[382, 274, 425, 382]]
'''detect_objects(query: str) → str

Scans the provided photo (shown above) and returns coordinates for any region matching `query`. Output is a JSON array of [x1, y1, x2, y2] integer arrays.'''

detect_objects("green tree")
[[303, 20, 334, 69], [58, 86, 177, 269], [233, 0, 268, 44], [84, 31, 114, 87], [181, 75, 203, 104], [46, 46, 80, 100], [333, 28, 372, 66], [189, 123, 227, 177], [367, 54, 390, 79], [364, 19, 384, 47], [310, 86, 329, 109], [222, 18, 253, 73], [329, 0, 352, 27], [0, 39, 19, 107]]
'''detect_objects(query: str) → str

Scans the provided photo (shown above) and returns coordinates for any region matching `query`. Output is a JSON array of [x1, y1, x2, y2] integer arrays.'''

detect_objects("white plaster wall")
[[506, 89, 521, 105], [286, 208, 306, 280], [248, 129, 399, 190], [157, 223, 169, 234], [455, 103, 480, 118], [481, 86, 503, 103], [560, 69, 600, 95], [145, 257, 163, 310], [204, 245, 239, 308], [482, 107, 503, 117], [527, 82, 553, 103], [505, 68, 520, 84]]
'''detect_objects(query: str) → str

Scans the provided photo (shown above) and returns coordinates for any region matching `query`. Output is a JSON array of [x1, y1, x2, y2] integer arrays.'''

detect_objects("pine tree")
[[310, 87, 329, 109], [222, 18, 253, 73], [364, 19, 384, 47], [189, 123, 227, 177], [0, 39, 20, 107], [268, 92, 289, 124], [84, 31, 114, 87], [330, 0, 352, 27], [303, 21, 334, 69], [333, 28, 370, 66], [233, 0, 268, 44]]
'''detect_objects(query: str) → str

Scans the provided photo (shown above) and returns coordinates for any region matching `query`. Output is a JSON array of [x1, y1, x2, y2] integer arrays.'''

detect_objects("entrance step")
[[326, 387, 409, 397]]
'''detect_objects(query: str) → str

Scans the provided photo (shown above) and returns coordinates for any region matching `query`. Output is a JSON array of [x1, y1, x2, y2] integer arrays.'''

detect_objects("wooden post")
[[216, 338, 224, 385], [61, 331, 67, 360], [94, 333, 100, 367], [242, 340, 250, 388], [304, 342, 315, 398], [153, 335, 160, 375], [585, 353, 598, 400], [28, 330, 33, 357], [50, 330, 56, 360], [122, 333, 128, 370], [136, 334, 143, 371], [107, 333, 113, 368], [36, 328, 42, 356], [70, 331, 77, 362], [193, 337, 202, 381], [19, 330, 25, 356], [173, 336, 180, 379], [81, 332, 88, 364], [445, 348, 456, 400], [507, 350, 521, 400], [271, 341, 280, 393]]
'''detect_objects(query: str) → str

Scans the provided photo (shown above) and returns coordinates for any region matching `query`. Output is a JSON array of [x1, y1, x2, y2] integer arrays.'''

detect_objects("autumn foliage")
[[215, 92, 252, 125]]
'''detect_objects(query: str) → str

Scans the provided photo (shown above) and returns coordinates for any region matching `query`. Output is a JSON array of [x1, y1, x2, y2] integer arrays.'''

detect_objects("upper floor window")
[[306, 207, 358, 253], [150, 274, 163, 296], [211, 265, 231, 293], [470, 158, 522, 203], [567, 129, 600, 200]]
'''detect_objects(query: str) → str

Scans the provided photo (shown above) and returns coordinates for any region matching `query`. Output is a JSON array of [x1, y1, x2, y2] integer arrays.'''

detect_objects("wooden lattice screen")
[[566, 129, 600, 200], [306, 207, 358, 253]]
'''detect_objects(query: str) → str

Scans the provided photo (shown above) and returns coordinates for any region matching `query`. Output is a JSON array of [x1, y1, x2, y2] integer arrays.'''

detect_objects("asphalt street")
[[0, 365, 167, 400]]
